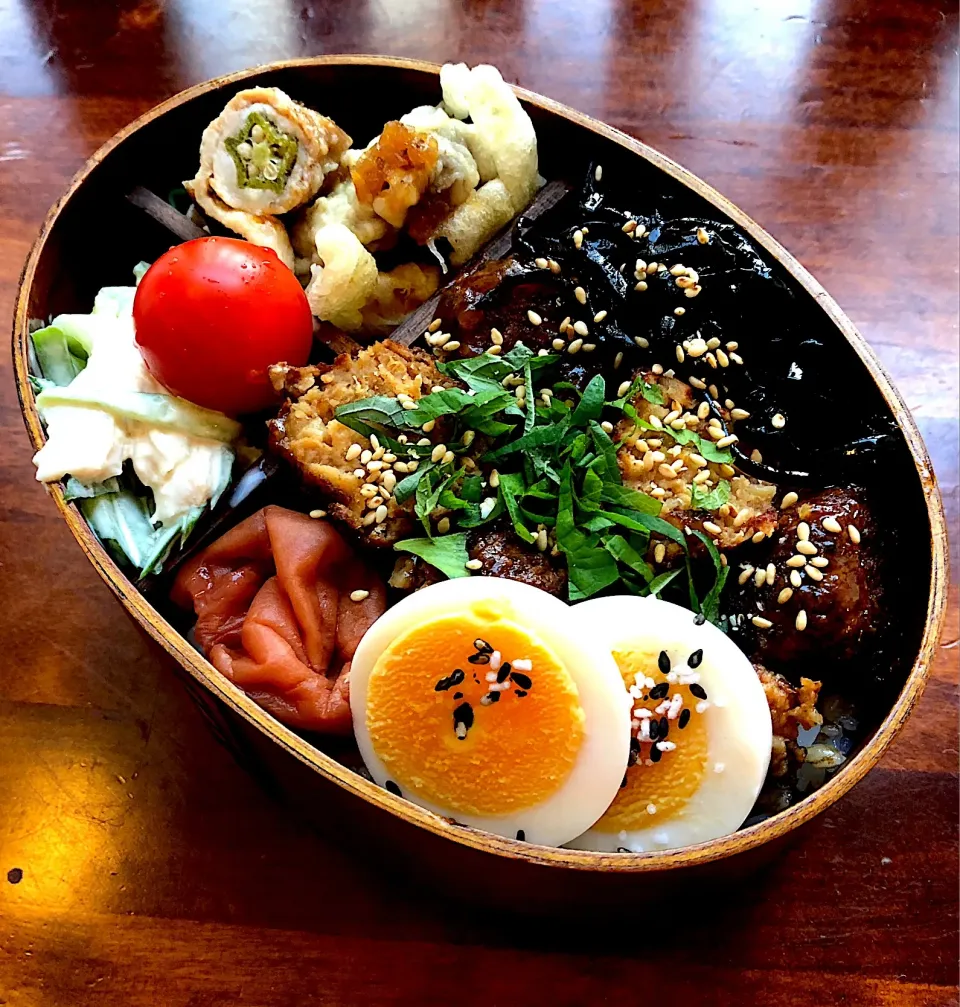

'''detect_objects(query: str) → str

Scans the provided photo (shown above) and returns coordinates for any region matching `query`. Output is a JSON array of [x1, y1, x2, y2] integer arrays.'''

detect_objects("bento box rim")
[[11, 54, 950, 875]]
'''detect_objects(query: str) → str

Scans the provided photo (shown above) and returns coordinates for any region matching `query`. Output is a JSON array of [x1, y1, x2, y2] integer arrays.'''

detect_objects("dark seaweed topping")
[[689, 683, 708, 700], [453, 702, 474, 738], [496, 665, 511, 683], [514, 689, 528, 698], [468, 652, 491, 665], [385, 780, 402, 797], [650, 745, 663, 763], [510, 671, 532, 690], [688, 649, 704, 669], [649, 682, 670, 700], [678, 708, 691, 730], [434, 668, 465, 692], [657, 651, 671, 675], [516, 830, 526, 841]]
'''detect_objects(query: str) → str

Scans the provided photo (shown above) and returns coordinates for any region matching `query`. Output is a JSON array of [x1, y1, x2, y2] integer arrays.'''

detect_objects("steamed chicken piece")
[[267, 340, 452, 545], [172, 506, 385, 734], [186, 86, 351, 267]]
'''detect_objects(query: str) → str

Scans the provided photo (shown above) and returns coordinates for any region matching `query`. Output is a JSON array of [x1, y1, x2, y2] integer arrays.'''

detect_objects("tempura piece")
[[194, 87, 351, 216], [291, 178, 391, 261], [430, 178, 516, 266], [172, 506, 386, 734], [439, 63, 542, 215], [304, 223, 379, 331], [399, 105, 481, 206], [359, 262, 441, 335], [185, 173, 296, 268]]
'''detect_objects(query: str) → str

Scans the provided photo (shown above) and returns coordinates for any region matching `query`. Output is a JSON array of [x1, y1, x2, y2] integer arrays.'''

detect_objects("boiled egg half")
[[349, 577, 631, 847], [566, 596, 772, 854]]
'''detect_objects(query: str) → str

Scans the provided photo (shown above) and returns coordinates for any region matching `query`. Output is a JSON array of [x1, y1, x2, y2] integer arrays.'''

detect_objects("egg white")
[[565, 596, 772, 854], [349, 577, 632, 847]]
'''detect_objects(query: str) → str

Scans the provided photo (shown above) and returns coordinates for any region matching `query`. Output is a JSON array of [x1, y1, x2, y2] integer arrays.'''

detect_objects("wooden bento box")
[[12, 56, 949, 908]]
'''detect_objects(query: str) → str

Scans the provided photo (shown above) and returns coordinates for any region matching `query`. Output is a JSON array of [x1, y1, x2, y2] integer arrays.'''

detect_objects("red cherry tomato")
[[133, 237, 313, 416]]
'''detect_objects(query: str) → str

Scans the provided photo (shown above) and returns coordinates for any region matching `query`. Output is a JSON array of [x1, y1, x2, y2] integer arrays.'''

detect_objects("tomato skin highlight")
[[133, 237, 313, 416]]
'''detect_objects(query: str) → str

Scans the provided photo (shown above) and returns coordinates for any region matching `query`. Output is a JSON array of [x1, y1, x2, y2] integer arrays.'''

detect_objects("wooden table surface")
[[1, 2, 957, 1004]]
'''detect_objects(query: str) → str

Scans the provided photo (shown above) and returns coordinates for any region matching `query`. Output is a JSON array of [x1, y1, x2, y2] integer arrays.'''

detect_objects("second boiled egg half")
[[566, 596, 773, 854]]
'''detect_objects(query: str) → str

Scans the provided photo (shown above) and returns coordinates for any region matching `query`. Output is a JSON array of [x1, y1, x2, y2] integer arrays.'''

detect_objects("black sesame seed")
[[516, 830, 526, 841], [434, 668, 465, 691], [678, 708, 691, 730], [649, 682, 669, 700], [468, 652, 491, 664], [480, 691, 501, 706], [474, 638, 493, 653], [496, 665, 511, 683], [659, 717, 669, 740], [688, 649, 703, 669], [689, 683, 708, 700], [7, 868, 23, 885], [650, 745, 662, 763], [693, 613, 706, 626], [510, 671, 532, 690], [453, 702, 474, 737], [657, 650, 671, 675], [453, 692, 463, 700], [385, 780, 402, 797], [514, 689, 528, 698]]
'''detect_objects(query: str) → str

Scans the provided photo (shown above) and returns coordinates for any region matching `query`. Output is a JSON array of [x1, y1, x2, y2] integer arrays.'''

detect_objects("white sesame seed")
[[548, 259, 561, 274], [309, 509, 327, 519], [486, 344, 503, 356], [362, 511, 377, 526], [551, 337, 566, 351], [430, 444, 446, 463], [730, 408, 751, 421], [635, 280, 649, 292], [797, 521, 811, 542], [437, 516, 451, 534], [634, 335, 650, 348], [778, 587, 794, 605], [573, 229, 583, 249], [822, 516, 842, 534], [738, 564, 755, 586], [353, 468, 366, 480], [654, 543, 667, 565], [445, 340, 461, 352], [805, 565, 824, 582], [614, 351, 624, 369], [574, 286, 587, 305], [623, 219, 638, 233], [752, 616, 773, 629], [567, 338, 584, 354], [345, 443, 362, 462], [754, 568, 767, 588], [582, 343, 597, 353], [786, 554, 807, 568], [617, 380, 632, 398], [697, 227, 710, 244], [536, 528, 548, 552], [772, 413, 786, 429], [684, 285, 702, 299], [781, 491, 799, 509], [594, 164, 603, 181], [442, 450, 455, 465], [573, 320, 589, 337], [366, 459, 385, 472], [765, 563, 776, 586], [527, 309, 542, 326], [796, 610, 808, 632], [601, 420, 614, 433], [716, 434, 738, 449], [674, 307, 686, 317], [421, 419, 436, 434], [428, 318, 442, 333], [593, 309, 608, 323], [716, 349, 730, 368], [810, 556, 829, 568], [790, 569, 803, 588], [350, 589, 369, 602], [796, 540, 818, 556], [374, 505, 388, 525], [669, 263, 686, 277], [751, 530, 766, 544], [848, 524, 862, 545]]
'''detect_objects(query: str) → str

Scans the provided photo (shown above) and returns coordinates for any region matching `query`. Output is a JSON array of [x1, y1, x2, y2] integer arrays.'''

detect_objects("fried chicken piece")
[[756, 664, 822, 777], [268, 340, 451, 545], [615, 372, 778, 551], [728, 487, 883, 667]]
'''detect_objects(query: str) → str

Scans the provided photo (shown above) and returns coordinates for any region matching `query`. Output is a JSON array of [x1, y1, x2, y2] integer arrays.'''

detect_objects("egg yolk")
[[365, 606, 585, 817], [592, 646, 708, 833]]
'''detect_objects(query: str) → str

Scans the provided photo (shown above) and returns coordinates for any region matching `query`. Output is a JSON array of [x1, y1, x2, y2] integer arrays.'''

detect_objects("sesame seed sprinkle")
[[350, 589, 369, 602], [781, 491, 799, 509]]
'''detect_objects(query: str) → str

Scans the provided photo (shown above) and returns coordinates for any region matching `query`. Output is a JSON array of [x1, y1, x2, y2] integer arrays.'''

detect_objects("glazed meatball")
[[728, 487, 882, 669]]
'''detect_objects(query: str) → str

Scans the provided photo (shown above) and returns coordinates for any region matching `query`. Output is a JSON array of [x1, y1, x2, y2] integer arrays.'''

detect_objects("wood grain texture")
[[0, 1, 957, 1005]]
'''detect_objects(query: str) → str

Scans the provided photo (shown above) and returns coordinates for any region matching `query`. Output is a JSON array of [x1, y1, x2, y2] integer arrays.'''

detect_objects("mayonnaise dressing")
[[33, 292, 233, 527]]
